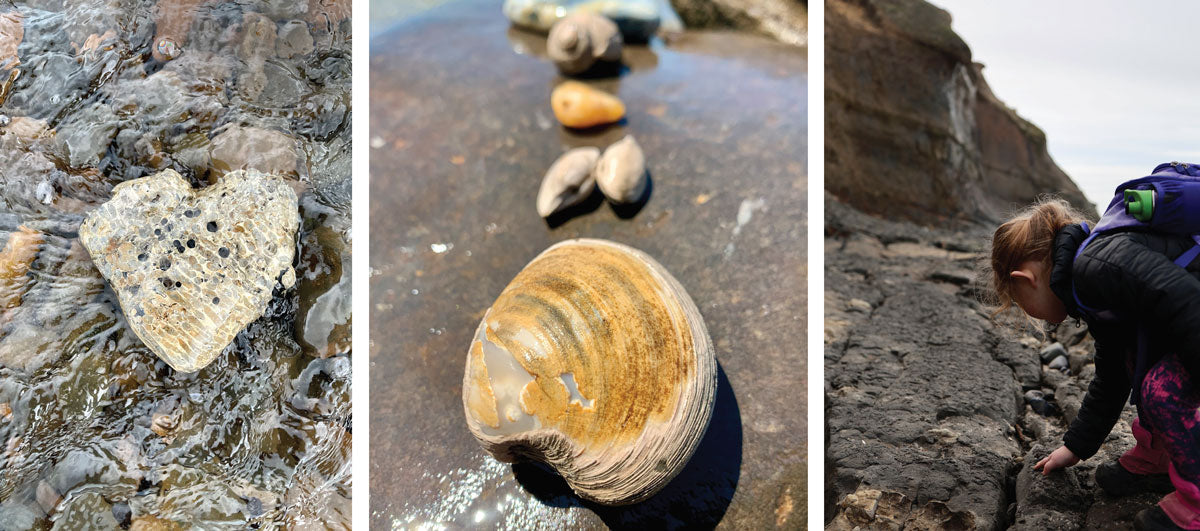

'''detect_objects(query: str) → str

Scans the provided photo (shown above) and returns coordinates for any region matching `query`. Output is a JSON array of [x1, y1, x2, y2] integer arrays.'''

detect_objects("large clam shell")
[[462, 238, 716, 505]]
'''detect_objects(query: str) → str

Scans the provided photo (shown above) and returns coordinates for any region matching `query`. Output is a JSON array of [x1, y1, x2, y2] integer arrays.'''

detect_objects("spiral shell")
[[462, 239, 716, 505], [547, 13, 623, 75]]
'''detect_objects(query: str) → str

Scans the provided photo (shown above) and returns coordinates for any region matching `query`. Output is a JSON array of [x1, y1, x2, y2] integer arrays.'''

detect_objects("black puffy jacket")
[[1047, 223, 1200, 460]]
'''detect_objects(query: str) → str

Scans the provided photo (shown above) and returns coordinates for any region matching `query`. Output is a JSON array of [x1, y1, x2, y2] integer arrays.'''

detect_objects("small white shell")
[[547, 13, 623, 75], [594, 135, 647, 203], [536, 147, 600, 217]]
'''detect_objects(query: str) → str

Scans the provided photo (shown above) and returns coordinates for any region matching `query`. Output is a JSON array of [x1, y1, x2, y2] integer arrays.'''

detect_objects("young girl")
[[992, 197, 1200, 531]]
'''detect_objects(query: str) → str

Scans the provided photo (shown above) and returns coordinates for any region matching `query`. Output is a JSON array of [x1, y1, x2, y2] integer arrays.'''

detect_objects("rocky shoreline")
[[825, 197, 1152, 530]]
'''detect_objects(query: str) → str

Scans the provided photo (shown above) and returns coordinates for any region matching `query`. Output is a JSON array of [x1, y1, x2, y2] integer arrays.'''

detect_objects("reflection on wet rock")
[[0, 225, 42, 311], [276, 20, 314, 59], [0, 11, 24, 70], [208, 124, 299, 181], [295, 214, 351, 359]]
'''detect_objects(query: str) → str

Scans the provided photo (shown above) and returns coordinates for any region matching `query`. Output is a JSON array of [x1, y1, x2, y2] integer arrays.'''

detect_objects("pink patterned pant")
[[1119, 353, 1200, 529]]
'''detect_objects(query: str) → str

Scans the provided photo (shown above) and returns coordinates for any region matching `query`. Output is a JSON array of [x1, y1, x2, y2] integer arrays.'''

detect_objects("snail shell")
[[536, 147, 600, 217], [595, 135, 647, 203], [547, 13, 623, 75], [550, 81, 625, 129], [462, 239, 717, 505]]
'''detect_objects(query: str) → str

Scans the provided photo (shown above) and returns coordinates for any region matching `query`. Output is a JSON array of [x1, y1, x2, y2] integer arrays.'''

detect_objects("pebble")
[[1040, 342, 1067, 363], [1048, 355, 1069, 371]]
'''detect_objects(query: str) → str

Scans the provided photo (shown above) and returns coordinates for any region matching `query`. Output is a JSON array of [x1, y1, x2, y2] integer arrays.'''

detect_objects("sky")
[[932, 1, 1200, 211]]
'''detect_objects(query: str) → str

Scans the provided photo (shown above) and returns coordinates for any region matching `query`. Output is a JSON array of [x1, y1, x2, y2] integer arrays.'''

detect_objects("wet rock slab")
[[368, 0, 806, 528]]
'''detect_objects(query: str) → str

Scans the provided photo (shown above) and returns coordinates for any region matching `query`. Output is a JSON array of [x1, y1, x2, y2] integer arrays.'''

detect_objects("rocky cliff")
[[825, 1, 1152, 529], [825, 0, 1095, 225]]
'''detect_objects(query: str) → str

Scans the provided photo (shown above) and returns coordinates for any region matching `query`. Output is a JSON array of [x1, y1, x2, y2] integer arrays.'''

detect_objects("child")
[[991, 197, 1200, 531]]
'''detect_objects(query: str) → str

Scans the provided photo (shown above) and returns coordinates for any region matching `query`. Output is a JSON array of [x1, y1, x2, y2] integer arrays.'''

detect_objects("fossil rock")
[[79, 169, 299, 373]]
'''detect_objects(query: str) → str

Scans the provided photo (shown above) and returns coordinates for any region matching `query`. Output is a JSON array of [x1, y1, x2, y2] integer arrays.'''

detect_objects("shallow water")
[[370, 0, 806, 528], [0, 1, 351, 528]]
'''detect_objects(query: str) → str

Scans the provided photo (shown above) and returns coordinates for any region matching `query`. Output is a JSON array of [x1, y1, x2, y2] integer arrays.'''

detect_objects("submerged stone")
[[78, 169, 300, 373]]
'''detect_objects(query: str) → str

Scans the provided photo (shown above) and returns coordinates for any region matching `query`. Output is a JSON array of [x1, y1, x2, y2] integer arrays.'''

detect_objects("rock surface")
[[78, 169, 299, 373], [825, 195, 1157, 529], [670, 0, 807, 47], [825, 0, 1094, 224], [370, 0, 806, 527]]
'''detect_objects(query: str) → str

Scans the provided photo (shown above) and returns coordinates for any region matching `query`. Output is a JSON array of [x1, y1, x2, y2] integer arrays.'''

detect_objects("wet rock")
[[295, 222, 350, 358], [35, 479, 60, 514], [56, 101, 118, 167], [49, 491, 119, 530], [168, 131, 212, 177], [236, 12, 276, 101], [129, 514, 183, 531], [276, 20, 314, 58], [292, 89, 349, 141], [0, 11, 24, 69], [78, 169, 300, 373], [208, 125, 299, 181], [825, 0, 1094, 224], [151, 410, 179, 438], [256, 60, 310, 109], [111, 502, 132, 528], [1040, 342, 1067, 363], [2, 116, 50, 140], [0, 225, 42, 311]]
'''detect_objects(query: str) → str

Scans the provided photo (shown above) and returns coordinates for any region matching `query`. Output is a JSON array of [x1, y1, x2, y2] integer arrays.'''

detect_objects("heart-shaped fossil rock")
[[79, 169, 299, 373]]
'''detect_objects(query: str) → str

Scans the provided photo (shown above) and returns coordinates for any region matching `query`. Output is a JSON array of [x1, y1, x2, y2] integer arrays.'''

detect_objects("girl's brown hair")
[[988, 196, 1091, 317]]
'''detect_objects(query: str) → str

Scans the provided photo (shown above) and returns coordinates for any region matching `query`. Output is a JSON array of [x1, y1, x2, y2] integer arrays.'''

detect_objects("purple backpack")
[[1072, 161, 1200, 403]]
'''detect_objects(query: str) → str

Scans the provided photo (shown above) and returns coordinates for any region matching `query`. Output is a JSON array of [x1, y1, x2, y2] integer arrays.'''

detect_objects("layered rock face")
[[825, 1, 1154, 528], [825, 0, 1094, 224]]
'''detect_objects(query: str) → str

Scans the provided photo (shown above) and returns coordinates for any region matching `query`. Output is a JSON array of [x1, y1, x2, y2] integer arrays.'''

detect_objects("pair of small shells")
[[536, 135, 646, 217], [462, 239, 716, 505], [548, 13, 622, 75], [550, 81, 625, 129]]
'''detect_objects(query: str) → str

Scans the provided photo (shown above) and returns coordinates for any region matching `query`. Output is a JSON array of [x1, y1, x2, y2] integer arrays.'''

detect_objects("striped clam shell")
[[462, 238, 716, 505]]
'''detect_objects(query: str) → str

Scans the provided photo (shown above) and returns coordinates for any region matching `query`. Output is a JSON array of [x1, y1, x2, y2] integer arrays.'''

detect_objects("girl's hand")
[[1033, 446, 1080, 475]]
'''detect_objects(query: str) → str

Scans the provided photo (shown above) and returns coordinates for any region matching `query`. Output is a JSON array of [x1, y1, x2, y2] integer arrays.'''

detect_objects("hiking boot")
[[1096, 460, 1175, 496], [1134, 506, 1186, 531]]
